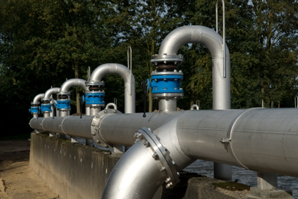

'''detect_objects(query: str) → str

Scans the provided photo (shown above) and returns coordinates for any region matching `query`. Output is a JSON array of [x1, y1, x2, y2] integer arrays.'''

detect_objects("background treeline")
[[0, 0, 297, 136]]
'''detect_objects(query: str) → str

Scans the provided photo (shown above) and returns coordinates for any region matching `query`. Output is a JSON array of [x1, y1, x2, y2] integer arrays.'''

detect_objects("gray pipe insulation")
[[29, 108, 298, 198]]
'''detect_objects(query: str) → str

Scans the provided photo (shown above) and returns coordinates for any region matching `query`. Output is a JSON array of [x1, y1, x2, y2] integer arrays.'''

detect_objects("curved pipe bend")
[[44, 87, 60, 101], [159, 25, 230, 109], [32, 93, 44, 104], [89, 63, 135, 113], [60, 78, 88, 93], [158, 25, 229, 59], [102, 117, 193, 199]]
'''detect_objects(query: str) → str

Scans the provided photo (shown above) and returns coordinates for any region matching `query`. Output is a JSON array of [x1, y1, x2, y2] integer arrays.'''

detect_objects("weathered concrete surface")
[[30, 133, 271, 199], [30, 133, 119, 199], [182, 177, 250, 199]]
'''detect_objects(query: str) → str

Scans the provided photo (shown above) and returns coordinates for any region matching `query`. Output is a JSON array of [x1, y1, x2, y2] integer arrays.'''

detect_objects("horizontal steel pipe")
[[29, 108, 298, 177], [176, 108, 298, 177], [30, 116, 94, 139], [99, 112, 183, 146]]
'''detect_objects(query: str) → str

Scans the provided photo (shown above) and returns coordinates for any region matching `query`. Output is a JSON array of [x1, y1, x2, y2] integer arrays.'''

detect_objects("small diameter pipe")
[[60, 78, 88, 92], [33, 93, 45, 104], [89, 63, 135, 113], [44, 87, 60, 101]]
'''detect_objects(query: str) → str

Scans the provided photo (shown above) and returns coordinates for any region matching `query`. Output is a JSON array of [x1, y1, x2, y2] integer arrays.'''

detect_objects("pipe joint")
[[136, 127, 180, 188], [30, 106, 39, 114], [85, 91, 105, 107], [40, 104, 52, 113], [91, 109, 122, 148], [56, 99, 71, 111]]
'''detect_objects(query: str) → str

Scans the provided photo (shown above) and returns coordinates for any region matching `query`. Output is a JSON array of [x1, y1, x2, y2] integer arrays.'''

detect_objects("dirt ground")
[[0, 139, 60, 199]]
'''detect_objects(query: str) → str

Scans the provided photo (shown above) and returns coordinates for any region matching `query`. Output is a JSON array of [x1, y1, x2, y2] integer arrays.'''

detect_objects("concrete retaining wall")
[[30, 133, 119, 199], [30, 133, 254, 199]]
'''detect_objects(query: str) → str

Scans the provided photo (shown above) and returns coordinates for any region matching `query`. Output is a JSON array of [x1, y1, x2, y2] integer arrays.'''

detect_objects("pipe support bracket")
[[136, 127, 180, 188]]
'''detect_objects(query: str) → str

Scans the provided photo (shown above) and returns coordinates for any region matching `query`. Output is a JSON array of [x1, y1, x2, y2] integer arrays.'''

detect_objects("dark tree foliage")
[[0, 0, 297, 136]]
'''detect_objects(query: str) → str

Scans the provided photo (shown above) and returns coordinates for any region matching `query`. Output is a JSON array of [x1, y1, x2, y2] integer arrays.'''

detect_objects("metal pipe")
[[89, 63, 135, 113], [30, 116, 94, 139], [29, 108, 298, 178], [102, 108, 298, 198], [216, 0, 226, 77], [44, 87, 60, 101], [158, 25, 231, 179], [33, 93, 44, 104], [158, 98, 177, 112], [158, 25, 230, 110], [60, 78, 88, 92]]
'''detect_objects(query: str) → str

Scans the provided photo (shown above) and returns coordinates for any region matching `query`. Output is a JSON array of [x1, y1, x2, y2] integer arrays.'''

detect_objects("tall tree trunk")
[[74, 61, 80, 114]]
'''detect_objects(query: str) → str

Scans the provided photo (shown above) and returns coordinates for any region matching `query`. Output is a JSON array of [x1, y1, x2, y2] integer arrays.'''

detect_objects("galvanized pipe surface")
[[44, 87, 60, 101], [33, 93, 44, 104], [89, 63, 135, 113], [60, 78, 88, 92]]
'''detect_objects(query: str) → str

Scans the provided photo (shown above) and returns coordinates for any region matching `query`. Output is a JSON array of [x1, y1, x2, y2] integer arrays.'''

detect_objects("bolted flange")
[[136, 127, 180, 189]]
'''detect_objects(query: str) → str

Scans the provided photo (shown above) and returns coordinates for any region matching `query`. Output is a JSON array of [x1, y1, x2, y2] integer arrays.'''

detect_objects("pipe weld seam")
[[227, 108, 262, 170], [41, 118, 47, 131], [60, 116, 71, 135]]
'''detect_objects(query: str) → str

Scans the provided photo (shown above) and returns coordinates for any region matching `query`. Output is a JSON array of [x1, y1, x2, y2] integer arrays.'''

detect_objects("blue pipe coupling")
[[55, 100, 71, 110], [40, 104, 52, 112], [84, 92, 105, 106], [147, 71, 183, 95], [30, 106, 39, 113]]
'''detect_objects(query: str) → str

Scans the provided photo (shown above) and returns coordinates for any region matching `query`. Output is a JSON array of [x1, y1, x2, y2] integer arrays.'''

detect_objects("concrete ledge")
[[30, 133, 119, 199]]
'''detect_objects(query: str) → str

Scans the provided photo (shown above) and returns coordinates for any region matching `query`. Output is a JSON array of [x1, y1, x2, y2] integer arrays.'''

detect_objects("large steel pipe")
[[99, 112, 182, 146], [89, 63, 135, 113], [60, 78, 88, 92]]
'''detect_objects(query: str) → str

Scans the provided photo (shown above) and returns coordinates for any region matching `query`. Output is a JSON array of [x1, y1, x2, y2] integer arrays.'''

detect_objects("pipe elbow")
[[89, 63, 134, 83], [32, 93, 45, 104], [102, 140, 167, 199], [158, 25, 229, 59], [44, 87, 60, 101], [60, 78, 88, 92]]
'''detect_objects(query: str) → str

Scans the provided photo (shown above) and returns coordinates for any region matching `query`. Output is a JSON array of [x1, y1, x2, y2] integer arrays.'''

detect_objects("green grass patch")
[[212, 182, 251, 191]]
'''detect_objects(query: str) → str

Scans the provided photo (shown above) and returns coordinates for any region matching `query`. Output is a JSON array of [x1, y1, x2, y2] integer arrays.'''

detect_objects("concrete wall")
[[30, 133, 119, 199], [30, 133, 254, 199]]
